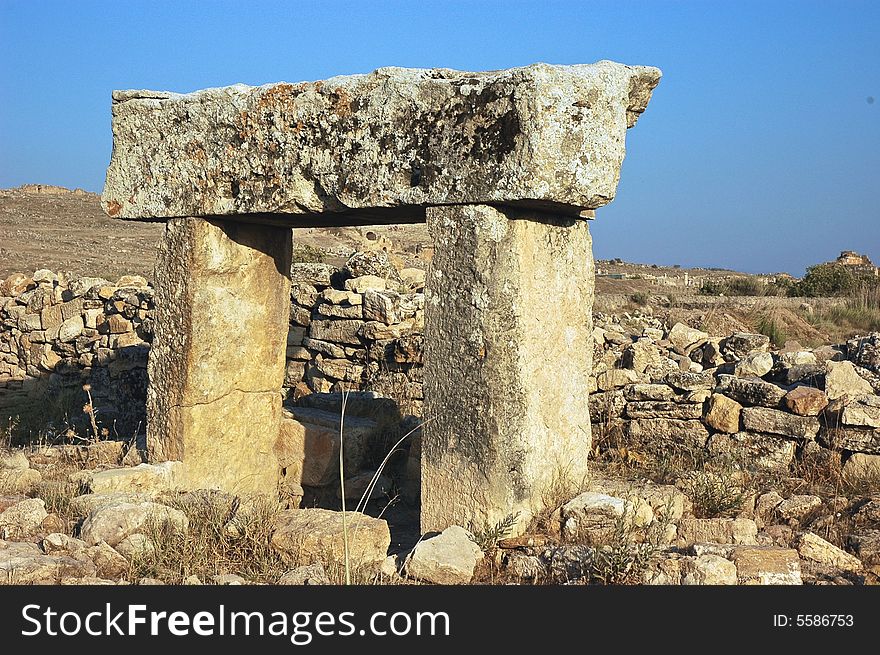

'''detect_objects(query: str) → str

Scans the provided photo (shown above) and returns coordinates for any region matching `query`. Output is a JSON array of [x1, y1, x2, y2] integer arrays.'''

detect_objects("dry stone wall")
[[4, 260, 880, 481]]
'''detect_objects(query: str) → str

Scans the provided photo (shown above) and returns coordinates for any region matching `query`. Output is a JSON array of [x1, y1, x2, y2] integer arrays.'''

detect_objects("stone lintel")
[[103, 61, 660, 222]]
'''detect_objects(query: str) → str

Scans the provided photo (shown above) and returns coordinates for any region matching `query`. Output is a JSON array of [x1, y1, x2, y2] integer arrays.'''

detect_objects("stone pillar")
[[422, 204, 594, 533], [147, 217, 292, 493]]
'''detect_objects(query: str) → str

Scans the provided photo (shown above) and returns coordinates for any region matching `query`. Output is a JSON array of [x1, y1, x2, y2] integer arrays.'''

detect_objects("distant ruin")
[[835, 251, 878, 277], [99, 62, 661, 532]]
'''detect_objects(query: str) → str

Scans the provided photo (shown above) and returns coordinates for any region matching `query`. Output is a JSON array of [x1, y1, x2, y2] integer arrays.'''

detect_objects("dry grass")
[[129, 493, 289, 584]]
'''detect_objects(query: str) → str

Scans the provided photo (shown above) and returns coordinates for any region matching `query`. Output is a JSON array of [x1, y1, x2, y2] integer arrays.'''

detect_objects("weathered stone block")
[[422, 205, 594, 533], [103, 62, 660, 222], [146, 218, 291, 493], [741, 406, 819, 439]]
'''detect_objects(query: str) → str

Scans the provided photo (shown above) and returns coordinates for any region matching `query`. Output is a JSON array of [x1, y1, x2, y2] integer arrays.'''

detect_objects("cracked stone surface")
[[421, 204, 594, 533], [102, 62, 660, 223], [146, 217, 291, 492]]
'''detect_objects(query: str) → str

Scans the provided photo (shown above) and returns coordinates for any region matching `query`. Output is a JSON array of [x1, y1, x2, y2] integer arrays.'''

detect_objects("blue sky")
[[0, 0, 877, 275]]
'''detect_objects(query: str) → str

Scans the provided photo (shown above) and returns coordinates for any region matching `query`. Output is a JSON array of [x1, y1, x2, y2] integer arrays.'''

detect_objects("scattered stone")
[[721, 333, 771, 360], [776, 495, 822, 522], [840, 395, 880, 428], [213, 573, 247, 585], [42, 533, 87, 555], [622, 339, 663, 373], [680, 554, 737, 585], [0, 540, 96, 584], [0, 498, 48, 540], [114, 534, 156, 560], [69, 492, 153, 517], [797, 532, 862, 572], [405, 526, 484, 585], [561, 492, 653, 543], [842, 453, 880, 481], [270, 508, 390, 568], [88, 540, 130, 578], [278, 562, 330, 585], [81, 462, 182, 494], [290, 263, 336, 288], [0, 468, 41, 494], [730, 546, 802, 584], [755, 492, 785, 524], [677, 518, 758, 547], [668, 323, 709, 355], [79, 502, 188, 547]]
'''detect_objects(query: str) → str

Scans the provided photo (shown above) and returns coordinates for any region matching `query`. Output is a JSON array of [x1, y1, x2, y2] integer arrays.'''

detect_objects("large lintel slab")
[[102, 61, 660, 223]]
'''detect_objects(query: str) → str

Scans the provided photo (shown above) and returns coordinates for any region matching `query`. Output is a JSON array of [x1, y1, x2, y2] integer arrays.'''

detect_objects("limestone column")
[[422, 204, 594, 533], [147, 217, 292, 493]]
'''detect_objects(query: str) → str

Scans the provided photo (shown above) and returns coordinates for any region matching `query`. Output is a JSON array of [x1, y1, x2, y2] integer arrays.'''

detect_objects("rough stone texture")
[[597, 368, 643, 391], [275, 407, 378, 487], [721, 333, 771, 359], [0, 540, 97, 584], [730, 546, 802, 585], [147, 218, 291, 493], [840, 395, 880, 428], [561, 491, 654, 543], [625, 401, 702, 420], [278, 562, 330, 585], [103, 62, 661, 222], [668, 323, 709, 356], [625, 418, 710, 448], [82, 462, 182, 494], [585, 477, 690, 522], [708, 432, 796, 470], [677, 518, 758, 547], [270, 508, 390, 568], [405, 525, 484, 584], [69, 492, 153, 517], [624, 384, 676, 402], [822, 425, 880, 454], [825, 361, 874, 401], [79, 501, 189, 547], [720, 376, 787, 408], [665, 370, 715, 392], [741, 407, 819, 439], [797, 532, 862, 572], [680, 554, 737, 585], [0, 468, 41, 494], [422, 204, 594, 533], [842, 453, 880, 480], [705, 393, 742, 434], [734, 352, 773, 378], [0, 498, 48, 540], [784, 386, 829, 416], [776, 495, 822, 521]]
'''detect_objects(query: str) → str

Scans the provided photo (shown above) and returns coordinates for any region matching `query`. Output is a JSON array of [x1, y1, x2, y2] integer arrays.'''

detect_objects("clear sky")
[[0, 0, 877, 275]]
